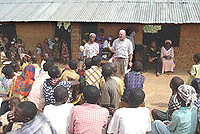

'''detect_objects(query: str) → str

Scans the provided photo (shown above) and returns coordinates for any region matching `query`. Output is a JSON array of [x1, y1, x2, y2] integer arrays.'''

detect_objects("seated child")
[[152, 77, 184, 121], [41, 53, 49, 70], [0, 97, 22, 132], [122, 61, 145, 102], [107, 88, 151, 134], [2, 65, 15, 93], [21, 56, 29, 70], [191, 78, 200, 107], [43, 86, 74, 134], [78, 46, 84, 70], [10, 61, 20, 76], [186, 53, 200, 85], [84, 58, 92, 70], [151, 85, 198, 134], [60, 60, 80, 81], [35, 43, 42, 64]]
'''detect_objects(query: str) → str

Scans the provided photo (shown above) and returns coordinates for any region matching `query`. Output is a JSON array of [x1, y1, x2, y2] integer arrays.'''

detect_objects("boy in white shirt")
[[107, 88, 151, 134], [43, 86, 74, 134]]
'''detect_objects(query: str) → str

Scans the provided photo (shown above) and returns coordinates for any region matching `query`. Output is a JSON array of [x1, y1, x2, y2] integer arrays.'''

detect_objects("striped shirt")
[[85, 66, 102, 89]]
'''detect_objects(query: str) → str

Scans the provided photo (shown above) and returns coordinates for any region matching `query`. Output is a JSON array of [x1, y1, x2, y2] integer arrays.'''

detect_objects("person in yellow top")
[[60, 60, 80, 81], [186, 53, 200, 85], [100, 63, 124, 97]]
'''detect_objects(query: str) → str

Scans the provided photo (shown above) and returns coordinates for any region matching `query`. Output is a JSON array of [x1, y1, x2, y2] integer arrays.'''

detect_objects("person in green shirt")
[[151, 84, 198, 134]]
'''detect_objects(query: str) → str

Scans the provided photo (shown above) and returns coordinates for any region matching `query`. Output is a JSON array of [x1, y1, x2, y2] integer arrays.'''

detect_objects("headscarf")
[[89, 33, 96, 38], [165, 39, 172, 45], [177, 84, 197, 108], [13, 64, 35, 96]]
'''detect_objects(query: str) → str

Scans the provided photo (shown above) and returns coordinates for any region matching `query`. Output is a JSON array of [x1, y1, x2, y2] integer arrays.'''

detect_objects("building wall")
[[15, 22, 55, 52], [174, 24, 200, 69], [71, 23, 81, 60]]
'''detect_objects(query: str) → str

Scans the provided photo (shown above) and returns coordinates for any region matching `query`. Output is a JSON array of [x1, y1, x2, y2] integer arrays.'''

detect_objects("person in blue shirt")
[[151, 84, 198, 134]]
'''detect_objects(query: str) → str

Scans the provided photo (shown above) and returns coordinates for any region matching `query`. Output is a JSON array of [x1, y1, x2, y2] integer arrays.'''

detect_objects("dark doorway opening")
[[143, 25, 180, 47], [80, 23, 98, 45], [54, 22, 71, 59], [0, 23, 17, 40]]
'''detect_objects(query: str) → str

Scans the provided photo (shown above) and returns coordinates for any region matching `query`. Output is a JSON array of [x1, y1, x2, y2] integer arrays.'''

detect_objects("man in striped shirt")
[[85, 56, 102, 89]]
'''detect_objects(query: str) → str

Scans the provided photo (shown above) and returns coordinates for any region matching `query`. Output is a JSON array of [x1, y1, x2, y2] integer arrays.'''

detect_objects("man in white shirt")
[[108, 29, 133, 78], [107, 88, 151, 134], [43, 86, 74, 134]]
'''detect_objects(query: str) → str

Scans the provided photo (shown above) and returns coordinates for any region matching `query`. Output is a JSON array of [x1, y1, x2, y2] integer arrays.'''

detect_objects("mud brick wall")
[[175, 24, 200, 70], [15, 22, 55, 52], [71, 23, 81, 60]]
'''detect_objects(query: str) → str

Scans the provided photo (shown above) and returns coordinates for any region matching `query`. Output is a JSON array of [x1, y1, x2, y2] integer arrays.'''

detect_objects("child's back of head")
[[9, 97, 20, 111], [191, 78, 200, 94], [194, 53, 200, 64], [170, 77, 184, 94], [128, 88, 145, 107], [131, 61, 143, 72], [85, 58, 92, 70]]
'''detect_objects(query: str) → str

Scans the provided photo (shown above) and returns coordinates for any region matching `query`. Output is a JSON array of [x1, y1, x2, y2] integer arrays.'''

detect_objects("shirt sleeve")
[[95, 43, 99, 56], [68, 108, 75, 133], [83, 44, 87, 57], [112, 40, 116, 51], [128, 40, 133, 55], [167, 113, 179, 132], [190, 65, 197, 78], [107, 110, 120, 134], [100, 86, 110, 106]]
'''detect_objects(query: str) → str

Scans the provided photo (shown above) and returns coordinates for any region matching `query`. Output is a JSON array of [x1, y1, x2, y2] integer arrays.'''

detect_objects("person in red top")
[[68, 85, 109, 134]]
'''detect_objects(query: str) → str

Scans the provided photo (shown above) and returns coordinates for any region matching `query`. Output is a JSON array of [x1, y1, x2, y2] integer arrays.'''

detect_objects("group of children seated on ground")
[[0, 51, 199, 134]]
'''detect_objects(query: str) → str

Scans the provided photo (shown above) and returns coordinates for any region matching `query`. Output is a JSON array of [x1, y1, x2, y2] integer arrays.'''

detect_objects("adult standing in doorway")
[[108, 29, 133, 78], [83, 33, 99, 62]]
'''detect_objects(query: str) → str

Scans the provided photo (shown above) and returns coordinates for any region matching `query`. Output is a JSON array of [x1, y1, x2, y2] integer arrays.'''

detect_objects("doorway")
[[0, 23, 17, 40], [143, 25, 180, 47], [54, 22, 71, 59]]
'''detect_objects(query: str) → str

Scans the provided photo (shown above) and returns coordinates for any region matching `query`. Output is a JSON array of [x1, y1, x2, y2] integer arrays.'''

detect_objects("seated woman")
[[161, 40, 175, 74], [7, 64, 36, 101], [146, 41, 161, 77], [151, 85, 198, 134]]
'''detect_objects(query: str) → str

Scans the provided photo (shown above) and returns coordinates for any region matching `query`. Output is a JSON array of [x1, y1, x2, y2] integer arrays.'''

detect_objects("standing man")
[[108, 29, 133, 78], [83, 33, 99, 62]]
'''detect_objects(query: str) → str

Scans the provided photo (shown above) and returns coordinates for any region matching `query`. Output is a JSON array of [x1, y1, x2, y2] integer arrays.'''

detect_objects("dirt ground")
[[143, 68, 189, 113]]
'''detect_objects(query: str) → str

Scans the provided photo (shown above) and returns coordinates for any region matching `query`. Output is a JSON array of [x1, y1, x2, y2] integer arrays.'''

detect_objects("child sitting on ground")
[[122, 61, 145, 102], [35, 43, 42, 64], [151, 85, 198, 134], [152, 77, 184, 121], [78, 46, 84, 70], [191, 78, 200, 107], [186, 53, 200, 85], [2, 65, 15, 93], [0, 97, 22, 132], [10, 61, 20, 76], [107, 88, 151, 134]]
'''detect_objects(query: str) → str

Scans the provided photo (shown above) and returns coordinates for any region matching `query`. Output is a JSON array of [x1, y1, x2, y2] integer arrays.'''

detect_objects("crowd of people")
[[0, 29, 199, 134], [0, 34, 70, 65]]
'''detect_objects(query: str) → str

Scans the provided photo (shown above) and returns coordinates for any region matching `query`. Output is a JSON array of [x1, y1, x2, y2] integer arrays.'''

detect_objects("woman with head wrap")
[[151, 84, 198, 134], [83, 33, 99, 62]]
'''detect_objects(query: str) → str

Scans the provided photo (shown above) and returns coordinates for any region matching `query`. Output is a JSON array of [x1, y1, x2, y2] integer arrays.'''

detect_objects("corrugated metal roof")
[[0, 0, 200, 23]]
